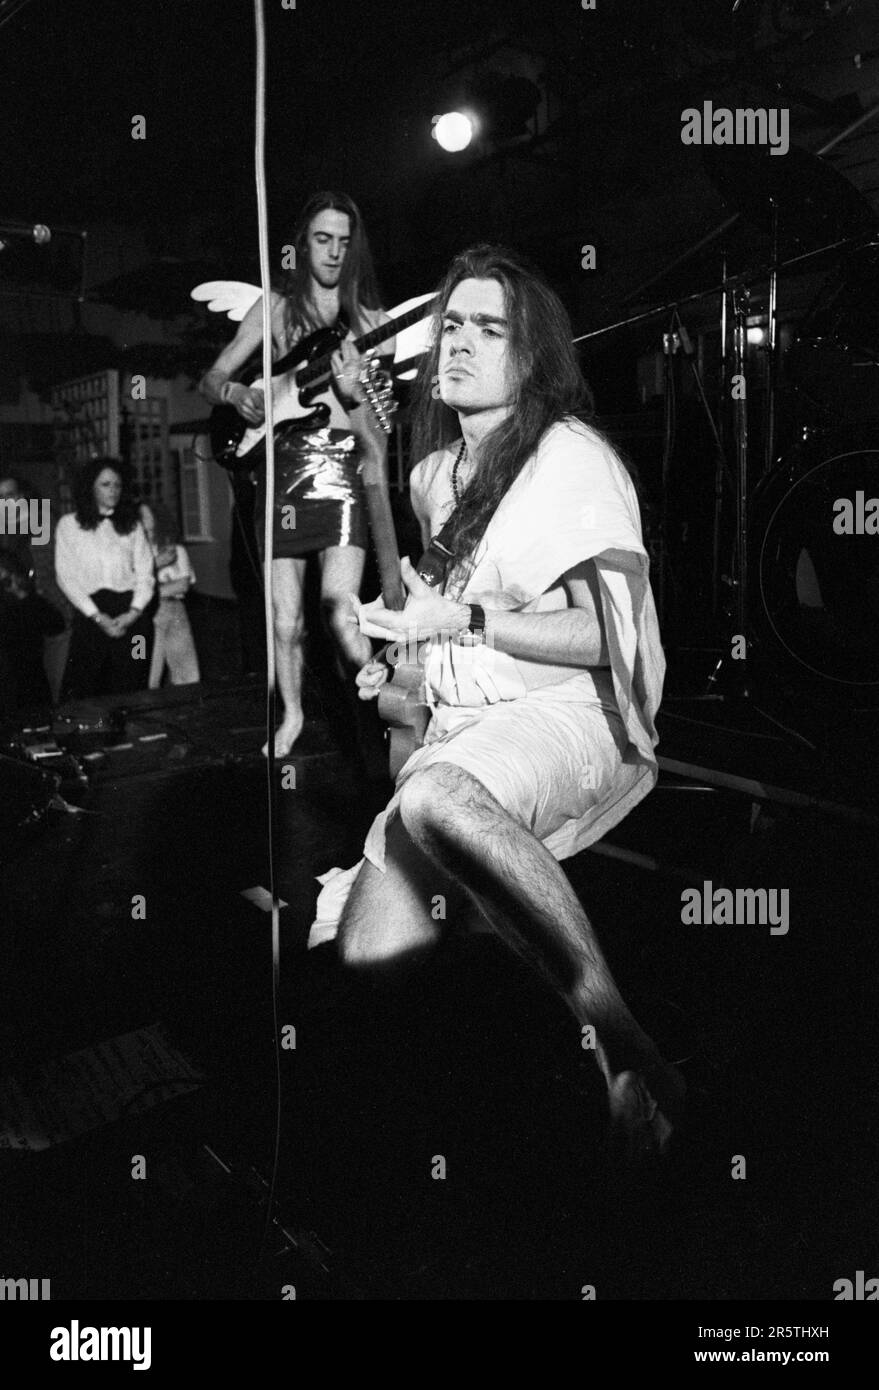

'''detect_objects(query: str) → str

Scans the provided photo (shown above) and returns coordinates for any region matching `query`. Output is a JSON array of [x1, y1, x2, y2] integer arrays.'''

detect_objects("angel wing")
[[190, 280, 262, 322], [191, 281, 434, 370]]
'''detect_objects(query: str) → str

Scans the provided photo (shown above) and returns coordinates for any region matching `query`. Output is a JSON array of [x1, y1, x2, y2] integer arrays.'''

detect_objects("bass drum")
[[751, 433, 879, 704]]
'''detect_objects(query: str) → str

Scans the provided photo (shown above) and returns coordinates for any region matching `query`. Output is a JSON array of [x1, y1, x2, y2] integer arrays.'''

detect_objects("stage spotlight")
[[747, 325, 766, 345], [431, 111, 474, 152]]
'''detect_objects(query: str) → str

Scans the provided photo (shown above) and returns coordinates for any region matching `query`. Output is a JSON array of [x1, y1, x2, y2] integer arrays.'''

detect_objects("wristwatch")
[[463, 602, 487, 645]]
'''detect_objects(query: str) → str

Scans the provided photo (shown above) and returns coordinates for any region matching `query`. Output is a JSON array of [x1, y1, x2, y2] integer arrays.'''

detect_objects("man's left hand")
[[351, 556, 470, 641]]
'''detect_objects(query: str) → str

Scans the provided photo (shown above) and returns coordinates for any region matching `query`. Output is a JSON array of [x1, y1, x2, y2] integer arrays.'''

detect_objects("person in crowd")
[[54, 458, 155, 699], [139, 500, 201, 688], [0, 549, 65, 714]]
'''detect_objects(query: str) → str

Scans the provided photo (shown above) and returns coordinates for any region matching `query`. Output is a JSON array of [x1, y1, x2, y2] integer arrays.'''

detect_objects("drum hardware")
[[750, 433, 879, 704], [655, 307, 730, 630], [713, 249, 730, 621], [763, 198, 781, 480], [589, 139, 879, 717], [617, 100, 879, 314], [704, 284, 764, 703]]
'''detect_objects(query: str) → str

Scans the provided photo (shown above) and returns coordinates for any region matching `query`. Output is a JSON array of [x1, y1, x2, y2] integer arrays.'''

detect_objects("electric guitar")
[[355, 376, 431, 779], [207, 293, 435, 473]]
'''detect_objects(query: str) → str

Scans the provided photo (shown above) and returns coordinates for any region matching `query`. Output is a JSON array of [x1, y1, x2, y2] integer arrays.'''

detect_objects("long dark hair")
[[140, 499, 179, 550], [280, 191, 382, 338], [71, 457, 139, 534], [411, 244, 593, 577]]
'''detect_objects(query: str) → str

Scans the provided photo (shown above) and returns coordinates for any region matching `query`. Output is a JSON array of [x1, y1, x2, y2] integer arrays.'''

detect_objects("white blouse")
[[54, 512, 155, 618]]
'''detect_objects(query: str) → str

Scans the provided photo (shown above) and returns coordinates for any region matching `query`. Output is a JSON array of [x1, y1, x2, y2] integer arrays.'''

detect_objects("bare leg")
[[394, 762, 684, 1156], [265, 556, 307, 757], [337, 811, 466, 972]]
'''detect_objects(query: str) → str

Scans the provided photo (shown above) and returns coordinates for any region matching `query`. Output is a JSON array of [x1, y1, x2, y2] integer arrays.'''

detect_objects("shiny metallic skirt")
[[255, 427, 368, 558]]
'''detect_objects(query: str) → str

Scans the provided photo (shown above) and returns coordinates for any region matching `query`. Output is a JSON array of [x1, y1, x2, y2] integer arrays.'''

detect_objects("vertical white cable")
[[253, 0, 282, 1262]]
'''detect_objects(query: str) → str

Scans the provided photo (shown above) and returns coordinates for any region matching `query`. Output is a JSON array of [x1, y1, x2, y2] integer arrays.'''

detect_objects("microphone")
[[0, 222, 52, 247]]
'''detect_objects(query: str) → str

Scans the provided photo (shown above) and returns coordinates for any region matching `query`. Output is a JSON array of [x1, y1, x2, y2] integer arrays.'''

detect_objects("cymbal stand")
[[701, 290, 816, 750], [705, 286, 752, 697], [762, 197, 780, 479], [712, 253, 729, 619], [656, 302, 731, 629]]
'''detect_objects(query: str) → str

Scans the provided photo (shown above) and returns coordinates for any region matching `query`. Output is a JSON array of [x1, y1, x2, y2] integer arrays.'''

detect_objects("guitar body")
[[377, 668, 431, 781], [205, 293, 436, 473], [209, 403, 248, 468], [210, 323, 346, 471]]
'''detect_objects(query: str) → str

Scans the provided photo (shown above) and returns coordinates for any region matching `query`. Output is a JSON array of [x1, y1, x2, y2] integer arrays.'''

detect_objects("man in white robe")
[[339, 246, 683, 1158]]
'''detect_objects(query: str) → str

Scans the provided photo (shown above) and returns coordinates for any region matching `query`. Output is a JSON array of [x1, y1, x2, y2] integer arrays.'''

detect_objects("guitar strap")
[[414, 519, 458, 591]]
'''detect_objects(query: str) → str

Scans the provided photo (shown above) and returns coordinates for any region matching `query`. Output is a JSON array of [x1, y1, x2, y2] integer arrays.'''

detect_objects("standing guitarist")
[[199, 190, 394, 758]]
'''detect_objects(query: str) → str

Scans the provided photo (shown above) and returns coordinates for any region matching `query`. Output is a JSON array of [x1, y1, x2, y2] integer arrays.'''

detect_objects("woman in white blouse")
[[54, 459, 155, 698]]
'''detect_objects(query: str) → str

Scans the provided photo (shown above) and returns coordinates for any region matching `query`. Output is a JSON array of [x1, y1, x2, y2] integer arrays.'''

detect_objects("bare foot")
[[261, 713, 305, 759], [607, 1060, 686, 1163]]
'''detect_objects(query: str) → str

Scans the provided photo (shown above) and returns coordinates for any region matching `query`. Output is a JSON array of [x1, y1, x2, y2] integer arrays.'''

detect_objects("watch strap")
[[467, 602, 486, 635]]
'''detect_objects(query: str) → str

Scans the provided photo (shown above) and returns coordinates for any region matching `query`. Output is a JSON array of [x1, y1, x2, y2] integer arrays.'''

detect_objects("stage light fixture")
[[431, 111, 475, 152]]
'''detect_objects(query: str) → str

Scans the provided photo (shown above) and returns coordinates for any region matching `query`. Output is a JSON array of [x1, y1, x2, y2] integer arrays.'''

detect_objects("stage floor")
[[1, 667, 877, 1300]]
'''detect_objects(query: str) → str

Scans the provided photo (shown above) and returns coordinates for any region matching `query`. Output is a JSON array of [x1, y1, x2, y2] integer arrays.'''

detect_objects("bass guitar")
[[207, 292, 435, 473]]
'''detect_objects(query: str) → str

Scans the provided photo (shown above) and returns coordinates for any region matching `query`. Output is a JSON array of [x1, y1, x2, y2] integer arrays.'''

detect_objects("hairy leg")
[[337, 810, 466, 973], [396, 762, 684, 1153], [266, 556, 307, 756]]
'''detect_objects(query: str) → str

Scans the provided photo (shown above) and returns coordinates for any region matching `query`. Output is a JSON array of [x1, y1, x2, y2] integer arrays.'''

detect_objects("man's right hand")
[[355, 658, 389, 701], [227, 383, 265, 425]]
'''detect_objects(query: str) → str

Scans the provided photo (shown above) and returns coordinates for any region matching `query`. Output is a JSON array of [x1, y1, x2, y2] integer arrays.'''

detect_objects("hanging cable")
[[252, 0, 283, 1270]]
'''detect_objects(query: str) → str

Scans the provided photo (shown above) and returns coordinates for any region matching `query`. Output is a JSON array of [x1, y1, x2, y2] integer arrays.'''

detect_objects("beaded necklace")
[[451, 439, 467, 507]]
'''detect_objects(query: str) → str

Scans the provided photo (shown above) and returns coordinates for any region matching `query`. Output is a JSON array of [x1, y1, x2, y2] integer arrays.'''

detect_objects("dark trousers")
[[62, 589, 154, 700]]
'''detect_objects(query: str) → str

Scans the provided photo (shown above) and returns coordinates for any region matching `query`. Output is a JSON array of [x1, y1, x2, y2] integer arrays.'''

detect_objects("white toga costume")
[[310, 416, 666, 941]]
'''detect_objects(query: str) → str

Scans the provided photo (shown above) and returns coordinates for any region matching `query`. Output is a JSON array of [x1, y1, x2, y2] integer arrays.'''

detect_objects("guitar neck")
[[296, 298, 435, 390]]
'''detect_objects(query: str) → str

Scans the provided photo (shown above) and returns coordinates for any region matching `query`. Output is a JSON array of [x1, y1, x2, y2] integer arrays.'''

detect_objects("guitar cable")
[[252, 0, 284, 1286]]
